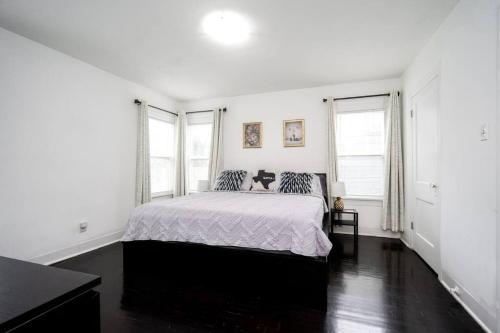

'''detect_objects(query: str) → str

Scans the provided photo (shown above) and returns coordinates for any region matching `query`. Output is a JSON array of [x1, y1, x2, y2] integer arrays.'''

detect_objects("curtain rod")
[[134, 99, 178, 116], [186, 108, 227, 115], [322, 92, 399, 103]]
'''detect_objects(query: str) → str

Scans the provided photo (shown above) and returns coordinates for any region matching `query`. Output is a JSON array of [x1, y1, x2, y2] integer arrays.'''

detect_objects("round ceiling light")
[[202, 10, 250, 45]]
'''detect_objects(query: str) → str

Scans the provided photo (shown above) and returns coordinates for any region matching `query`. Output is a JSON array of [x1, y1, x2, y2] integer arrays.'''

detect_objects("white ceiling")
[[0, 0, 458, 101]]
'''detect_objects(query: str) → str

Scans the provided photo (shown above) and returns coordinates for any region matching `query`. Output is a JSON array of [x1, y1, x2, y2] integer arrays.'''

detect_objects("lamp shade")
[[197, 180, 210, 192], [332, 181, 346, 197]]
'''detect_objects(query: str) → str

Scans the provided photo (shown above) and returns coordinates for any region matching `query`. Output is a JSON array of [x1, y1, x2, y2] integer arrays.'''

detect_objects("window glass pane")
[[150, 157, 174, 193], [188, 159, 209, 192], [338, 155, 384, 197], [149, 117, 175, 195], [187, 123, 212, 191], [149, 118, 175, 157], [337, 111, 385, 156], [187, 124, 212, 158], [335, 102, 386, 197]]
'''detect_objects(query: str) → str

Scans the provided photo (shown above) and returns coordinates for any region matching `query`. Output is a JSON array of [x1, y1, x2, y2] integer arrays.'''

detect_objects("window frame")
[[148, 109, 176, 198], [335, 97, 387, 200], [186, 112, 213, 193], [150, 156, 175, 198]]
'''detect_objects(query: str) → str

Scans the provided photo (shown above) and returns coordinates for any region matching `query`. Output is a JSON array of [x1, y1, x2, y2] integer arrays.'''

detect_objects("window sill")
[[343, 196, 383, 202], [152, 192, 173, 199]]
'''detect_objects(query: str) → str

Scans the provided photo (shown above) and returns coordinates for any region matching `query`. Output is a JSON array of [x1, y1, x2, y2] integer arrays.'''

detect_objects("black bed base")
[[123, 240, 329, 311]]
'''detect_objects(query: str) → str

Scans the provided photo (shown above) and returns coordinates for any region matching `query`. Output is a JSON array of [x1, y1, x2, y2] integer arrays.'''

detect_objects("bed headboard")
[[314, 173, 328, 207]]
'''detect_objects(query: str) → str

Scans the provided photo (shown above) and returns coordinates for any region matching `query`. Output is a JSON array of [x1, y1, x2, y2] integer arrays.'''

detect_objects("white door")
[[412, 76, 440, 273]]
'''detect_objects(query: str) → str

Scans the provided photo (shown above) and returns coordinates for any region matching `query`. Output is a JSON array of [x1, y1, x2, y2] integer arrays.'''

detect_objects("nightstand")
[[331, 209, 358, 239]]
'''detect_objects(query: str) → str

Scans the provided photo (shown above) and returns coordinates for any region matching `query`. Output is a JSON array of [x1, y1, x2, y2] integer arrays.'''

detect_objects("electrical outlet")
[[79, 220, 88, 233], [480, 124, 488, 141]]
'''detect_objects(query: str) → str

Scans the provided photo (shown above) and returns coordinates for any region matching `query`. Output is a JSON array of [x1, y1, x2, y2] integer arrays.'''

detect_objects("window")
[[149, 110, 175, 197], [336, 97, 386, 198], [186, 112, 213, 192]]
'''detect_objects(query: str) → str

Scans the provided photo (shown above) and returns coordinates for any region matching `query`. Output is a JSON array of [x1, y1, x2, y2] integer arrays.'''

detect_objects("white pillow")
[[240, 172, 253, 191], [311, 174, 323, 196]]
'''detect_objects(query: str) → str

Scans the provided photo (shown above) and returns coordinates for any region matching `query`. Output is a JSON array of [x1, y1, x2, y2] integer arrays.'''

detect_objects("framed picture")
[[243, 122, 262, 148], [283, 119, 305, 147]]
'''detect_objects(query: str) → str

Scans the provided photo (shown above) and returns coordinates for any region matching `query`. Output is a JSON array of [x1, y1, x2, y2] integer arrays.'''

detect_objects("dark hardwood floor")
[[54, 235, 483, 333]]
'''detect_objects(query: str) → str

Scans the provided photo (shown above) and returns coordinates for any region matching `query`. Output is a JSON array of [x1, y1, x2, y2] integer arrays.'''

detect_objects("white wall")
[[182, 78, 402, 238], [497, 6, 500, 332], [403, 0, 498, 330], [0, 28, 178, 263]]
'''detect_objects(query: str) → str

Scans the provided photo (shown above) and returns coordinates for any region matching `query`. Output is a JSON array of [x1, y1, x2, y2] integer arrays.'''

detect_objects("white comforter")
[[122, 191, 332, 257]]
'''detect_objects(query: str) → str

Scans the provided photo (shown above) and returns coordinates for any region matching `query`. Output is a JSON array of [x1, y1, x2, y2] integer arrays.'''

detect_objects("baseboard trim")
[[333, 230, 400, 239], [30, 230, 124, 265], [400, 237, 412, 249], [440, 275, 495, 333]]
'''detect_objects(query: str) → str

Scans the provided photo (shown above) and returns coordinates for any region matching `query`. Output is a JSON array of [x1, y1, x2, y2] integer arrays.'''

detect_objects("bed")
[[122, 173, 332, 310]]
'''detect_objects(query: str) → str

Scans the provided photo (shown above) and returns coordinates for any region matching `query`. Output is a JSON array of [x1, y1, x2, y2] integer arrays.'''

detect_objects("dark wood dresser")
[[0, 256, 101, 332]]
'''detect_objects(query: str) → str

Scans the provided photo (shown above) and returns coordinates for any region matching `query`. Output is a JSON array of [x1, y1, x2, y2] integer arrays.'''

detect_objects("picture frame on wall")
[[283, 119, 305, 147], [243, 122, 263, 148]]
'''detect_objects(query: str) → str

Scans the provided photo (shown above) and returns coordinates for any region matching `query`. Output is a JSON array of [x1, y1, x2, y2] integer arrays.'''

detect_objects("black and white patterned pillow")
[[251, 170, 277, 191], [213, 170, 248, 191], [278, 172, 314, 194]]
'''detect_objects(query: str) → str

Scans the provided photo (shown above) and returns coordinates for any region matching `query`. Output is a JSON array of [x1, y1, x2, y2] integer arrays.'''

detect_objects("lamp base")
[[334, 197, 344, 211]]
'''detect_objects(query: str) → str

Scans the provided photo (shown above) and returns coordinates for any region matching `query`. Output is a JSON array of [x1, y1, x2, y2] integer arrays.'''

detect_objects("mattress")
[[122, 191, 332, 257]]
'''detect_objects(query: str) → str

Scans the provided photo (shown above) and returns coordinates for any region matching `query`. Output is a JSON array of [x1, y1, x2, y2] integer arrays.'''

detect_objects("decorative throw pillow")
[[213, 170, 248, 191], [240, 172, 253, 191], [278, 172, 314, 194], [311, 174, 324, 196], [251, 170, 277, 191]]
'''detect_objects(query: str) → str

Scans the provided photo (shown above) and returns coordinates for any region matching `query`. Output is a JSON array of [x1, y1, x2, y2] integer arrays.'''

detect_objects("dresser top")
[[0, 256, 100, 331]]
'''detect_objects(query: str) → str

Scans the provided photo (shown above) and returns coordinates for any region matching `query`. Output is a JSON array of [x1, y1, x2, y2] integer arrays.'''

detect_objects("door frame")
[[409, 71, 442, 277], [496, 6, 500, 332]]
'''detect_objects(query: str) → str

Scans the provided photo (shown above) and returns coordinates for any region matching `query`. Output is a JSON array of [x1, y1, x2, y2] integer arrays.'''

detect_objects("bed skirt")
[[122, 239, 330, 310]]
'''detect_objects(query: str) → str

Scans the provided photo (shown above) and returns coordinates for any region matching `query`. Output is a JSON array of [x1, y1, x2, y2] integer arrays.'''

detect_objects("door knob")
[[430, 183, 438, 189]]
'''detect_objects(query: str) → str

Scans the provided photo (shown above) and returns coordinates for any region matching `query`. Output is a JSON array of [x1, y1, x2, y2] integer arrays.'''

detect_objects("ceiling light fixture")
[[202, 10, 250, 45]]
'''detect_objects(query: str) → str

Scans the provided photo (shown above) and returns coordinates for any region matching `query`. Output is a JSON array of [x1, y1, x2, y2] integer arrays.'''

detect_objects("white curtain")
[[135, 100, 151, 206], [174, 113, 187, 197], [381, 91, 404, 232], [326, 97, 338, 208], [208, 107, 224, 187]]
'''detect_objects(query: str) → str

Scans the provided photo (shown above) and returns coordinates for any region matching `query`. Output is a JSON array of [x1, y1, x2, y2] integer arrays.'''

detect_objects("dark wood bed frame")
[[123, 173, 331, 310]]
